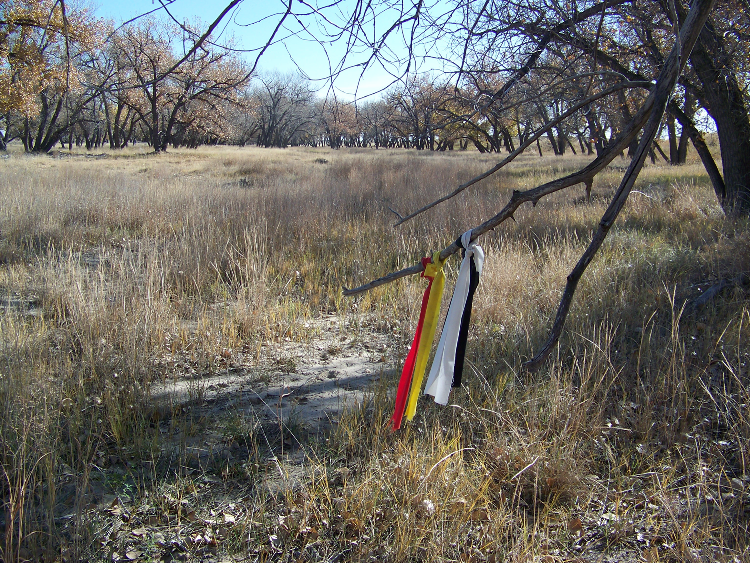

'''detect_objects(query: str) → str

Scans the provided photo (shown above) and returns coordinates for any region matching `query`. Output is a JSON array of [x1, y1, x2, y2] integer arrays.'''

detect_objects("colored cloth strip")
[[424, 230, 484, 405], [391, 256, 434, 430], [452, 248, 480, 388], [404, 251, 446, 422]]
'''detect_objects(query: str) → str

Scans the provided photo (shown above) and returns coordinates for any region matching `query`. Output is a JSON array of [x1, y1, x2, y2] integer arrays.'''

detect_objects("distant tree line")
[[0, 1, 253, 153], [1, 0, 748, 214], [0, 0, 714, 160], [226, 68, 708, 164]]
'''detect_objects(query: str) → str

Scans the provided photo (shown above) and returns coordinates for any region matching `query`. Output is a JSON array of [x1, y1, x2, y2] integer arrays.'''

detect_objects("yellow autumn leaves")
[[0, 0, 101, 116]]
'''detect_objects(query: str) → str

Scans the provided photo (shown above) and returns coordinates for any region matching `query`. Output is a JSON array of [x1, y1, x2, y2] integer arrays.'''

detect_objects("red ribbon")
[[392, 257, 434, 430]]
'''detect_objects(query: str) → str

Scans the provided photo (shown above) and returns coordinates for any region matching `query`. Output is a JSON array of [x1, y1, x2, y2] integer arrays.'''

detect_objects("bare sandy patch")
[[149, 314, 398, 469]]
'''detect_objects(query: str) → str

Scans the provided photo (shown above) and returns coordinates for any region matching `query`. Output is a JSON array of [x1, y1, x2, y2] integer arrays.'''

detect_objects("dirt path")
[[149, 314, 399, 471]]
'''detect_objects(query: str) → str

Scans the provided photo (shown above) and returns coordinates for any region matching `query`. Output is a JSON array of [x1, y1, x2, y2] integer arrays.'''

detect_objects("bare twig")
[[477, 0, 630, 109], [393, 80, 651, 226], [511, 455, 541, 481], [110, 0, 177, 34], [343, 263, 424, 296], [161, 0, 244, 78], [386, 205, 405, 222]]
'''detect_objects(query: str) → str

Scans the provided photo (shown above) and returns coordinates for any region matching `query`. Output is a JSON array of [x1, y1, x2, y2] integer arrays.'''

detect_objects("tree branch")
[[345, 0, 716, 374], [478, 0, 630, 108], [525, 0, 716, 370], [393, 80, 651, 226], [667, 100, 726, 205], [160, 0, 245, 80], [344, 79, 656, 297]]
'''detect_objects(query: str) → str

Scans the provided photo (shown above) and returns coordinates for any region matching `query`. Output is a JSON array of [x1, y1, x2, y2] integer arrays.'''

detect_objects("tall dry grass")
[[0, 144, 747, 562]]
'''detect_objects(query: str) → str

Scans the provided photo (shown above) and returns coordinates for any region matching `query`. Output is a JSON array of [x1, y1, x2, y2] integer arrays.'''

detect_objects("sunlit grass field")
[[0, 143, 748, 562]]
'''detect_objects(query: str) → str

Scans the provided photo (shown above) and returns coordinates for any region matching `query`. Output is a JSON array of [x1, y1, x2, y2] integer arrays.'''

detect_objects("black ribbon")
[[452, 234, 479, 387]]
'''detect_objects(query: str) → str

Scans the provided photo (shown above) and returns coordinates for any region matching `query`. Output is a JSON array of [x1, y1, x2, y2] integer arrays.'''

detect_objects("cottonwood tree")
[[317, 94, 357, 148], [0, 0, 104, 151], [386, 76, 451, 150], [453, 75, 523, 153], [160, 30, 249, 149], [0, 0, 75, 118], [225, 88, 261, 145], [250, 71, 315, 148], [357, 100, 393, 148], [497, 0, 750, 213], [111, 19, 176, 152], [639, 0, 749, 211], [94, 39, 142, 149], [109, 17, 249, 151]]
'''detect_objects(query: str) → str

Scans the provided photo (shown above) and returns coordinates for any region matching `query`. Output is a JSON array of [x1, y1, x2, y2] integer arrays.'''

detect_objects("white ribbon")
[[424, 230, 484, 405]]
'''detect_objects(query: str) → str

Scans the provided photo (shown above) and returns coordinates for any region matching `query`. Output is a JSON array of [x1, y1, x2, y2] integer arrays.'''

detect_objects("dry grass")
[[0, 144, 748, 562]]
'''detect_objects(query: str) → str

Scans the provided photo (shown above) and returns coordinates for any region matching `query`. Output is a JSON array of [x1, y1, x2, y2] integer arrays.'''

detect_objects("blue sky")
[[93, 0, 452, 100]]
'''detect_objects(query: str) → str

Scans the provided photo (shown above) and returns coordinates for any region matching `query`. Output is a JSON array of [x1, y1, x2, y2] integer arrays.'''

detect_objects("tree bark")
[[667, 113, 679, 163], [682, 15, 750, 215], [668, 101, 726, 205], [676, 93, 692, 163]]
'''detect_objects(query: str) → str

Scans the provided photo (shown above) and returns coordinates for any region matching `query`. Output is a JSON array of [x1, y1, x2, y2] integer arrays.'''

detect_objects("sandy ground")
[[49, 315, 404, 562], [148, 314, 400, 475], [152, 314, 395, 427]]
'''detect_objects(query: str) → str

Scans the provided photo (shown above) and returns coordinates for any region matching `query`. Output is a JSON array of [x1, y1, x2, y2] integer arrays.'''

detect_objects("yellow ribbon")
[[405, 251, 445, 421]]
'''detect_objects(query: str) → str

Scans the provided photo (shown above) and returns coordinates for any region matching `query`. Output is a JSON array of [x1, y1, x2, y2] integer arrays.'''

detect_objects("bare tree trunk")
[[583, 104, 605, 156], [681, 13, 750, 215], [667, 113, 679, 163], [676, 93, 693, 164], [617, 90, 639, 157], [669, 101, 726, 206]]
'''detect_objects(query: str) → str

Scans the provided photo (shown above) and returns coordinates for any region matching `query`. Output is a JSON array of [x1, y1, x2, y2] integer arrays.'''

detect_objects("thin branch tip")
[[387, 205, 405, 222]]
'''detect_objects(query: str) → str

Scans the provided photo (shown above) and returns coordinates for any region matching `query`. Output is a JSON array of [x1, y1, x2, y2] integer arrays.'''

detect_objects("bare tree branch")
[[160, 0, 244, 79], [110, 0, 177, 34], [344, 80, 656, 296], [457, 0, 491, 86], [667, 100, 726, 205], [345, 0, 716, 374], [386, 205, 405, 221], [476, 0, 630, 108], [392, 79, 651, 226], [525, 0, 717, 370], [116, 0, 264, 91]]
